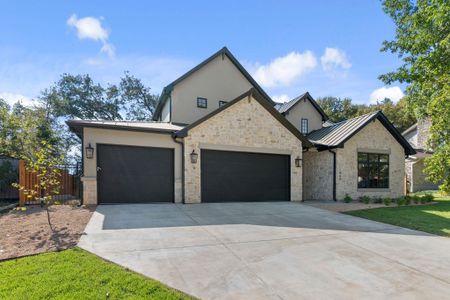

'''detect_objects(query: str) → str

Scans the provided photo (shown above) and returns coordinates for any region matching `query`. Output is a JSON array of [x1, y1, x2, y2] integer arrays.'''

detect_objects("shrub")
[[422, 194, 434, 203], [359, 195, 371, 204], [420, 196, 427, 204], [412, 195, 420, 204], [372, 197, 383, 204], [383, 198, 392, 206], [404, 195, 411, 205], [396, 197, 405, 206], [343, 194, 352, 203]]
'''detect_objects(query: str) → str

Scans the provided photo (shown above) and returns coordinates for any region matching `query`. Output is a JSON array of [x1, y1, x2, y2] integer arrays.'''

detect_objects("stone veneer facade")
[[303, 119, 406, 201], [303, 150, 333, 200], [335, 119, 405, 199], [183, 95, 304, 203]]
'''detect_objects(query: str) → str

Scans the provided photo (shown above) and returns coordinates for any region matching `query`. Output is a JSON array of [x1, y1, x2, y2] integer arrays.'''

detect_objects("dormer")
[[277, 92, 328, 134]]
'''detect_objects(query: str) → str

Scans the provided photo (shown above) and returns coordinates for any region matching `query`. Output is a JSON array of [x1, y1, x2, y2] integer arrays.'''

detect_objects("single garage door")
[[201, 150, 290, 202], [97, 144, 174, 204]]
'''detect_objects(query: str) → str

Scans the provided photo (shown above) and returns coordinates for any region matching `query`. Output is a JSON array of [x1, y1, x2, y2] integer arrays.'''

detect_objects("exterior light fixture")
[[85, 143, 94, 159], [190, 150, 198, 164], [295, 156, 302, 167]]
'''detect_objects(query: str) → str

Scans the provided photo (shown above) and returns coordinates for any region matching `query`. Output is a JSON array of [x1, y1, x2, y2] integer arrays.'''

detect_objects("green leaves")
[[381, 0, 450, 193], [39, 72, 159, 121], [316, 96, 416, 132]]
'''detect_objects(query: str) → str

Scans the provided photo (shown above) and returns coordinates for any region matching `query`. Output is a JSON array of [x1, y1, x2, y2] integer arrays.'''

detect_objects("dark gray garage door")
[[97, 144, 174, 204], [201, 150, 290, 202]]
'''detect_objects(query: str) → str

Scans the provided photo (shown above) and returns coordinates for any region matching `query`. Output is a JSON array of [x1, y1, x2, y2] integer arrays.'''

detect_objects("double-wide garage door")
[[201, 150, 290, 202], [97, 144, 174, 204]]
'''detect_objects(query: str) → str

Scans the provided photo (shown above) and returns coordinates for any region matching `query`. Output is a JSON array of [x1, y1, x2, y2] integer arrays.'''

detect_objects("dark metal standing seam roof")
[[277, 93, 307, 113], [277, 92, 329, 121], [306, 111, 416, 155], [307, 111, 379, 147]]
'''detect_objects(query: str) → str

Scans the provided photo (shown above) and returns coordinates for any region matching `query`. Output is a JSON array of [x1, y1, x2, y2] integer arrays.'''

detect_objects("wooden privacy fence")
[[19, 160, 82, 206]]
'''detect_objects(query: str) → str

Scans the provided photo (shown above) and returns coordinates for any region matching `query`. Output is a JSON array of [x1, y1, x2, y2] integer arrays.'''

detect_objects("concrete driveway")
[[79, 203, 450, 299]]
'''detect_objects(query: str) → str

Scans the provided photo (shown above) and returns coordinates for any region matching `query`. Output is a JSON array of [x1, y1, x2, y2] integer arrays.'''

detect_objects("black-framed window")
[[358, 152, 389, 188], [301, 118, 308, 134], [197, 97, 207, 108], [219, 100, 227, 107]]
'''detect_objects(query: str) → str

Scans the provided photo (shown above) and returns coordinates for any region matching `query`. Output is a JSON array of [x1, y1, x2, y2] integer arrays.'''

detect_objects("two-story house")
[[68, 47, 414, 205]]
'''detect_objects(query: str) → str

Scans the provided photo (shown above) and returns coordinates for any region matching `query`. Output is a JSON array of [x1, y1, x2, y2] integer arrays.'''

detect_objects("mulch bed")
[[0, 205, 95, 261]]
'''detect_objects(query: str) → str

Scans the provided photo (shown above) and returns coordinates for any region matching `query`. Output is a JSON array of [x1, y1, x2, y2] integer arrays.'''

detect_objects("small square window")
[[219, 100, 227, 107], [197, 97, 207, 108]]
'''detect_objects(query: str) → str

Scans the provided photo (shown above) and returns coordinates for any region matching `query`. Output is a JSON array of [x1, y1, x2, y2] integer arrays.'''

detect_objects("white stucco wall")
[[82, 127, 182, 204], [335, 119, 405, 199], [284, 99, 324, 133], [171, 55, 254, 125], [160, 96, 171, 122], [183, 95, 304, 203]]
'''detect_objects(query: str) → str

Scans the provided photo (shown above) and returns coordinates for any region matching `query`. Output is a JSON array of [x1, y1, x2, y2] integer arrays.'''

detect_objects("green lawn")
[[346, 191, 450, 236], [0, 248, 194, 300]]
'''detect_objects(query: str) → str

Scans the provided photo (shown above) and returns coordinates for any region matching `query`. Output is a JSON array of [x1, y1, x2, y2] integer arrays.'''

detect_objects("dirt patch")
[[0, 205, 95, 260]]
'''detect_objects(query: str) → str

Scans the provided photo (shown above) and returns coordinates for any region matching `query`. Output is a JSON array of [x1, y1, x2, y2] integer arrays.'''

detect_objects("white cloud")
[[252, 51, 317, 88], [321, 48, 351, 72], [67, 14, 115, 58], [369, 86, 404, 104], [0, 92, 33, 107], [272, 94, 291, 103]]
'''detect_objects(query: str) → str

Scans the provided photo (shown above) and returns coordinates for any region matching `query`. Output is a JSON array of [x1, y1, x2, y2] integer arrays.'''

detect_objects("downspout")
[[172, 134, 185, 204], [80, 128, 84, 206], [329, 149, 337, 201], [302, 148, 309, 202]]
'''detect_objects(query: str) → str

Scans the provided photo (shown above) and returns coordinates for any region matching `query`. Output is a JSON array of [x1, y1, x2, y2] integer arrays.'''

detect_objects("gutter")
[[171, 134, 185, 204], [329, 149, 337, 201]]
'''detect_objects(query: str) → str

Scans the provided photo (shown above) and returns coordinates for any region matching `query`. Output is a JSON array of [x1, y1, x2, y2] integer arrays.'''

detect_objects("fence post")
[[19, 160, 25, 206]]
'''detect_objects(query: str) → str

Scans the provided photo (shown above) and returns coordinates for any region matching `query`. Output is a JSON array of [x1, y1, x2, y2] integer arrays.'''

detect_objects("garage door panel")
[[97, 144, 174, 204], [201, 150, 290, 202]]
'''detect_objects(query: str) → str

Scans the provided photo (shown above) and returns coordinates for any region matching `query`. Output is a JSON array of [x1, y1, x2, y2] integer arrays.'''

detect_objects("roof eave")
[[66, 120, 178, 138], [174, 88, 313, 148]]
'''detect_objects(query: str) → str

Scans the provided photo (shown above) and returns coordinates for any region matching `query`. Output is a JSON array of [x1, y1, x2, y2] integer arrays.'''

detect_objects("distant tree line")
[[0, 72, 159, 164], [316, 96, 416, 132]]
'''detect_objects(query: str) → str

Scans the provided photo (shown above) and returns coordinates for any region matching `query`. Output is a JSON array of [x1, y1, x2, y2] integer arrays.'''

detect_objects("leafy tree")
[[40, 72, 159, 121], [316, 96, 416, 132], [1, 102, 64, 228], [12, 142, 64, 231], [380, 0, 450, 193], [357, 98, 416, 132], [316, 97, 358, 122], [119, 71, 159, 121]]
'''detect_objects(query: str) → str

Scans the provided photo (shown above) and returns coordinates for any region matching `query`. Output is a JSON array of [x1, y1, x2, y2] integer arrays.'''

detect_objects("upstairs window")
[[301, 118, 309, 134], [219, 100, 228, 107], [197, 97, 207, 108], [358, 153, 389, 188]]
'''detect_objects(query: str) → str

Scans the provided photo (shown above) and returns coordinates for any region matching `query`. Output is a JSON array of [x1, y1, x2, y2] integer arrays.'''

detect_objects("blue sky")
[[0, 1, 405, 107]]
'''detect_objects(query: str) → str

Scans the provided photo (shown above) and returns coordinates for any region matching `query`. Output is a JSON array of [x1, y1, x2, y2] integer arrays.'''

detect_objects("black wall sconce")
[[190, 150, 198, 164], [295, 156, 302, 167], [85, 143, 94, 159]]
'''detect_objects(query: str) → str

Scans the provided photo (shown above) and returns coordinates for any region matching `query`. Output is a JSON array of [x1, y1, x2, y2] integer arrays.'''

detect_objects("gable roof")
[[402, 123, 417, 136], [67, 120, 184, 138], [307, 111, 416, 155], [174, 88, 313, 147], [277, 92, 329, 121], [152, 47, 274, 121]]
